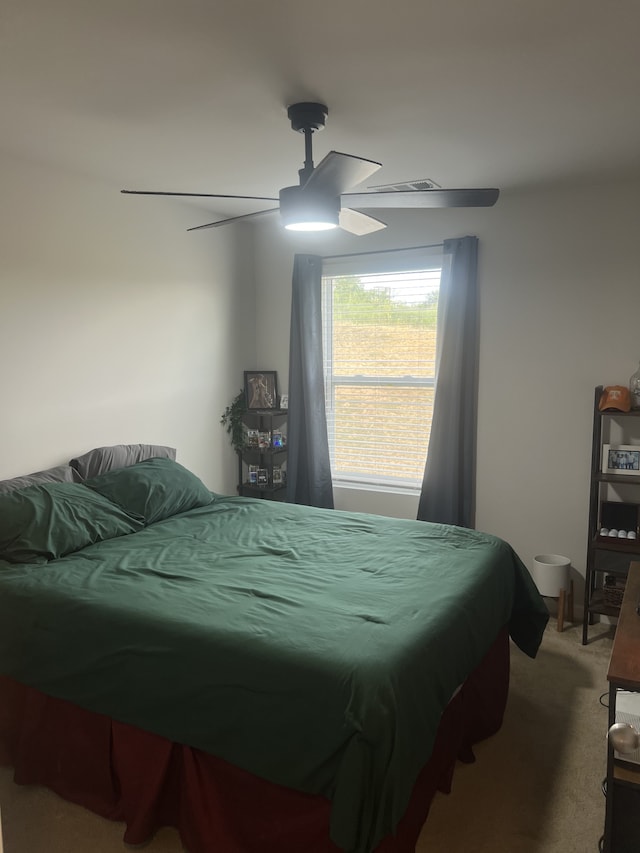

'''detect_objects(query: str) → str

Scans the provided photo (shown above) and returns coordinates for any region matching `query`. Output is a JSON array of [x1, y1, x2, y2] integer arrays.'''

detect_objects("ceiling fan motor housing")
[[287, 102, 328, 134], [279, 184, 339, 228]]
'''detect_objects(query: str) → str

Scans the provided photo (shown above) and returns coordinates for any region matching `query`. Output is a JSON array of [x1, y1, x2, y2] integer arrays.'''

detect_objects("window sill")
[[333, 479, 421, 497], [332, 482, 420, 519]]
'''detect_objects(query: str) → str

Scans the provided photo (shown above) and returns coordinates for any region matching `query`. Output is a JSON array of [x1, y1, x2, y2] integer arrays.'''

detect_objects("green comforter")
[[0, 496, 548, 852]]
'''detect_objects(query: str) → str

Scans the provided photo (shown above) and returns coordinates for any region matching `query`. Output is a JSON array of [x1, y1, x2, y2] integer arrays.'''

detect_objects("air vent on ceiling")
[[368, 178, 442, 193]]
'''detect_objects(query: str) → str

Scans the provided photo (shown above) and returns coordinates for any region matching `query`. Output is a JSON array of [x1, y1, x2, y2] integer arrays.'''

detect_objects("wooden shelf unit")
[[583, 386, 640, 645], [237, 409, 288, 501]]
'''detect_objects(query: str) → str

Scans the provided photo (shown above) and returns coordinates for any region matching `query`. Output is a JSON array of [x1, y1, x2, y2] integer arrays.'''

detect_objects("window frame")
[[321, 247, 443, 494]]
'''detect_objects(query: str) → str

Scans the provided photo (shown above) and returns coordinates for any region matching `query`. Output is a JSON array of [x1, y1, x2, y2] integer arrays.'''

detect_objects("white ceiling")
[[3, 0, 640, 225]]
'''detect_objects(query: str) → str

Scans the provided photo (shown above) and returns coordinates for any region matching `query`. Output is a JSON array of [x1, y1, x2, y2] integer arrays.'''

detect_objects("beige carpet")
[[0, 618, 614, 853], [418, 619, 614, 853]]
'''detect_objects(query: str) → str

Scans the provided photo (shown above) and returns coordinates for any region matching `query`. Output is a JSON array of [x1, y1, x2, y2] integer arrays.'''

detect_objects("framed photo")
[[244, 371, 278, 411], [280, 393, 288, 410], [258, 431, 271, 449], [602, 444, 640, 475], [245, 428, 259, 447]]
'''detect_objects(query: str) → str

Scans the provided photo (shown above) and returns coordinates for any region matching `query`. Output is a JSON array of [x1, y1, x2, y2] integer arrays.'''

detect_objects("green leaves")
[[220, 390, 247, 453]]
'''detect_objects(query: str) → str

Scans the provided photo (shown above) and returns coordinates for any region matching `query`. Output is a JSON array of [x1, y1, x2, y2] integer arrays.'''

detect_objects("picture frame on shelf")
[[244, 371, 278, 411], [245, 428, 259, 448], [258, 431, 271, 449], [280, 393, 288, 410], [602, 444, 640, 476]]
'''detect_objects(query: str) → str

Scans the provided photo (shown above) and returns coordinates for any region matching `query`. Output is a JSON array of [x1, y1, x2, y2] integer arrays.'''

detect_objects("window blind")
[[322, 257, 442, 492]]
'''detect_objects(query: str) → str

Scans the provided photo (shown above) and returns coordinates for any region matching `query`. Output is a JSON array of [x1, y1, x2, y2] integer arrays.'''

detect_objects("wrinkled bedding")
[[0, 494, 548, 852]]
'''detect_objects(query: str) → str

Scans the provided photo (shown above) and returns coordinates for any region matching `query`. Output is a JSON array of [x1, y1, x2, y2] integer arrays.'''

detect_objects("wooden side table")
[[604, 561, 640, 852]]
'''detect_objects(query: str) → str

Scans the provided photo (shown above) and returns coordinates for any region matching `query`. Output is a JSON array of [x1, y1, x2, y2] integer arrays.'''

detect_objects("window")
[[322, 248, 442, 493]]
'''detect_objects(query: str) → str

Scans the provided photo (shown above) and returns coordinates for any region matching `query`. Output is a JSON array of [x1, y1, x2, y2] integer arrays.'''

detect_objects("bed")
[[0, 446, 548, 853]]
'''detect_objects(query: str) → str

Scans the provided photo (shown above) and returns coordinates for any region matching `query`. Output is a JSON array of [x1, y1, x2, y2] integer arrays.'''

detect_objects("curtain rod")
[[322, 241, 444, 261]]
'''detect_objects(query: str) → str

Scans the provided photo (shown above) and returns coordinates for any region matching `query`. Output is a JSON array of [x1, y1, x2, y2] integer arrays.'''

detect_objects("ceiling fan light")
[[279, 185, 339, 232], [285, 220, 338, 232]]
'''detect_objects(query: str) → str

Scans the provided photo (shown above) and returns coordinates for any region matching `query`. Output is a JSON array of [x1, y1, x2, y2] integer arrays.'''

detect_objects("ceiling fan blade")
[[302, 151, 382, 196], [339, 208, 387, 236], [122, 190, 279, 202], [341, 187, 500, 209], [187, 208, 280, 232]]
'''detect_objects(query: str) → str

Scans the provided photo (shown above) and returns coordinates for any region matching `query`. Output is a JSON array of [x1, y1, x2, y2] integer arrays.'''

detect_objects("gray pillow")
[[69, 444, 176, 479], [0, 464, 83, 495]]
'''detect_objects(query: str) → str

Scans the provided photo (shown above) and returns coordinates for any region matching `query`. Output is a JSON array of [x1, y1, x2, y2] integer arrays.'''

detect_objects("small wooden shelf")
[[589, 589, 626, 619], [593, 537, 640, 554], [597, 474, 640, 486], [241, 483, 287, 494], [241, 446, 288, 458], [614, 762, 640, 785]]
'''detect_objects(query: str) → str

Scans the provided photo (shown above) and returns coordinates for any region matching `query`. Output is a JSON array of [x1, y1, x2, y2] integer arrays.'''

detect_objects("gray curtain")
[[417, 236, 479, 528], [287, 254, 334, 508]]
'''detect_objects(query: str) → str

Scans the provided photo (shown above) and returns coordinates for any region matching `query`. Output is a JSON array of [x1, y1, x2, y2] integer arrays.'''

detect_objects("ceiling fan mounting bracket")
[[287, 102, 328, 134]]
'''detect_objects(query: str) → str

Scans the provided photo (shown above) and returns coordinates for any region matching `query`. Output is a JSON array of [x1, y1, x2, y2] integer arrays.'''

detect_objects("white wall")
[[0, 150, 255, 494], [251, 176, 640, 599]]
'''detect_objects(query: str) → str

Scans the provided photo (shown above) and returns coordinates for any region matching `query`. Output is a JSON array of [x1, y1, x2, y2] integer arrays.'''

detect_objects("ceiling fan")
[[121, 102, 499, 236]]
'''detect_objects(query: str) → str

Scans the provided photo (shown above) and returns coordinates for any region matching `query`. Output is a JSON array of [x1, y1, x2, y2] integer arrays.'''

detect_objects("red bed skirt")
[[0, 628, 509, 852]]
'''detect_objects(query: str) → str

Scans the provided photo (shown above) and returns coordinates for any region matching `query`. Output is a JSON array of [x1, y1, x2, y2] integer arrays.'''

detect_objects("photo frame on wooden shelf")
[[602, 444, 640, 476], [258, 431, 271, 449], [244, 371, 278, 411], [245, 428, 259, 447]]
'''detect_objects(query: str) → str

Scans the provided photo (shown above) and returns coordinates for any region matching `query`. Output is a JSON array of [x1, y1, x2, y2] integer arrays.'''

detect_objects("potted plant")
[[220, 390, 246, 453]]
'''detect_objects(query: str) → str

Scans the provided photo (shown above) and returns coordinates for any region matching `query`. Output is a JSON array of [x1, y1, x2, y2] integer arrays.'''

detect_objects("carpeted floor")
[[0, 618, 615, 853], [418, 619, 614, 853]]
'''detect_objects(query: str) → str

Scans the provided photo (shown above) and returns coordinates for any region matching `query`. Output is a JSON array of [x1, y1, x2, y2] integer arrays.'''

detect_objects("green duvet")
[[0, 495, 548, 852]]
